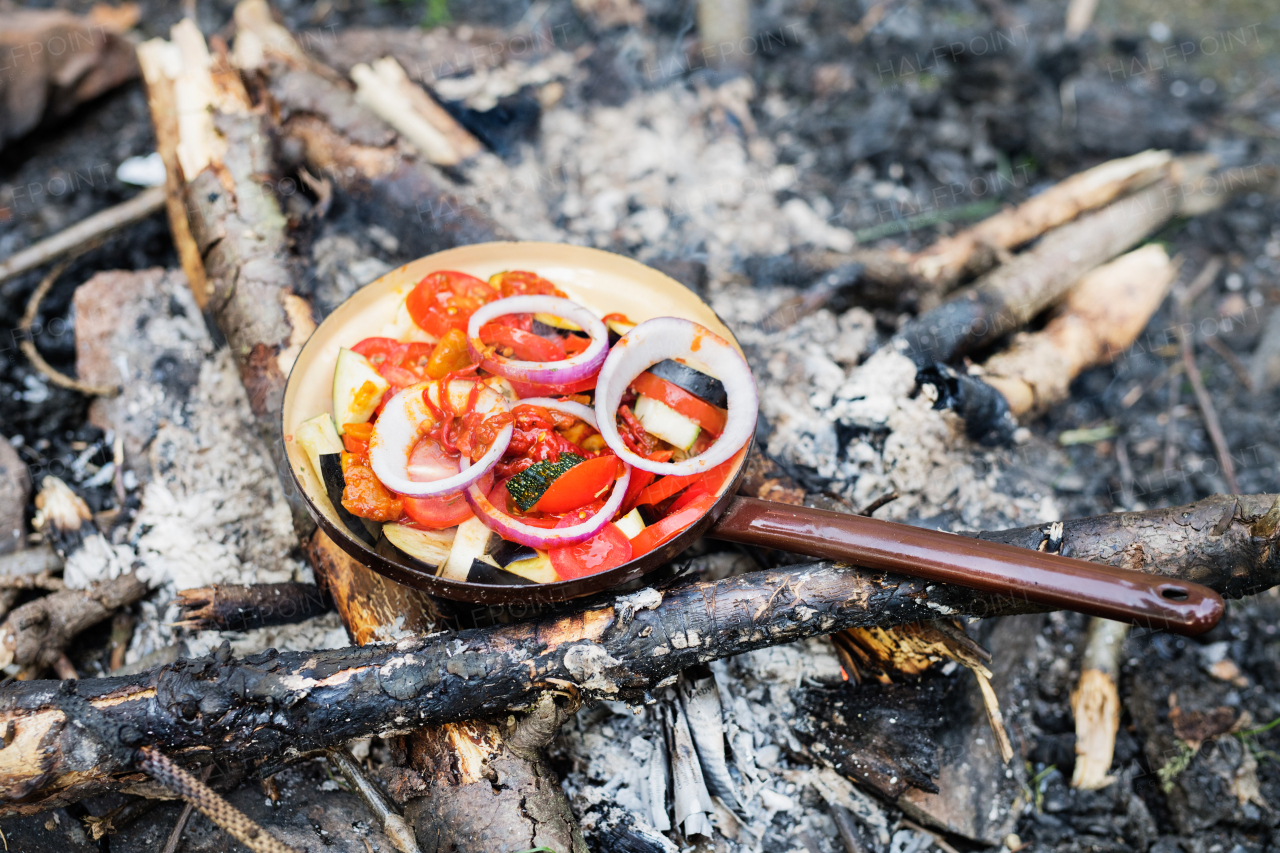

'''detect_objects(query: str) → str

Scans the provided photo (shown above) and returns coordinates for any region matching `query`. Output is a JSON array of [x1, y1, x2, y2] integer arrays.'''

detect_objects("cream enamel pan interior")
[[282, 241, 751, 604]]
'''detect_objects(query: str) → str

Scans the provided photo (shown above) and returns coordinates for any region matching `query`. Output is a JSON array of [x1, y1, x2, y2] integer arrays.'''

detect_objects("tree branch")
[[2, 492, 1276, 814]]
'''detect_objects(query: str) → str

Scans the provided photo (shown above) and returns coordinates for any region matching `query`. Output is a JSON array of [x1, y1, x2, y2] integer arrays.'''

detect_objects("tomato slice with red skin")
[[549, 518, 632, 580], [634, 448, 743, 507], [406, 271, 494, 338], [628, 493, 717, 558], [351, 337, 402, 366], [480, 323, 566, 362], [533, 455, 620, 514], [666, 482, 711, 515], [630, 371, 727, 436], [491, 270, 566, 298], [509, 374, 600, 398], [401, 490, 475, 529], [562, 335, 591, 357]]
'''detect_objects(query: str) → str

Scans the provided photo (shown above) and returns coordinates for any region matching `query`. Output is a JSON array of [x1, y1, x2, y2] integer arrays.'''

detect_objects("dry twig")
[[0, 187, 165, 288], [18, 258, 121, 397]]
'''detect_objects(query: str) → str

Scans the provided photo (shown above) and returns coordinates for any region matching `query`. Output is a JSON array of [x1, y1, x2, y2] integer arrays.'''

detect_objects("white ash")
[[556, 636, 885, 853], [66, 270, 322, 665]]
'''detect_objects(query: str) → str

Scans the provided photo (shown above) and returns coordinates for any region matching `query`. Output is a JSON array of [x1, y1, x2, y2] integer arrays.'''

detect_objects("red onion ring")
[[369, 380, 512, 497], [463, 397, 632, 549], [594, 318, 758, 477], [467, 295, 608, 385]]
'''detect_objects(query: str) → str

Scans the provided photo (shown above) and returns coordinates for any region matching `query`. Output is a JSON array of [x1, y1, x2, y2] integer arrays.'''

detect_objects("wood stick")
[[1178, 318, 1240, 493], [173, 583, 331, 633], [893, 156, 1248, 365], [0, 187, 165, 287], [1069, 617, 1129, 789], [0, 572, 149, 672], [907, 150, 1171, 292], [979, 244, 1177, 416], [3, 492, 1278, 813]]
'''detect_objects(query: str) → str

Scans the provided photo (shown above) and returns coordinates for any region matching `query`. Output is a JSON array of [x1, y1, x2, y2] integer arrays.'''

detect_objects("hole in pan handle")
[[708, 496, 1225, 636]]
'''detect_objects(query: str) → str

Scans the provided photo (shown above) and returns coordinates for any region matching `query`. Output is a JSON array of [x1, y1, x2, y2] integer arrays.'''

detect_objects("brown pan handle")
[[709, 496, 1223, 636]]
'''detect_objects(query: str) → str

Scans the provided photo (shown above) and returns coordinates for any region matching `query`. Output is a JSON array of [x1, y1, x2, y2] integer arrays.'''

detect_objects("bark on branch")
[[2, 492, 1277, 814]]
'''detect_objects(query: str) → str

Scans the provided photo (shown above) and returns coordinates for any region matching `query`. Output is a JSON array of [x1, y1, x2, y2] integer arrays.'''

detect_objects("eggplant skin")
[[648, 359, 728, 408], [318, 453, 378, 545]]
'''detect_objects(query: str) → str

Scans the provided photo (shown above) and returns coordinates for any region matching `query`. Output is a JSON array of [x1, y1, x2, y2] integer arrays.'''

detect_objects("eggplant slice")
[[648, 359, 728, 408]]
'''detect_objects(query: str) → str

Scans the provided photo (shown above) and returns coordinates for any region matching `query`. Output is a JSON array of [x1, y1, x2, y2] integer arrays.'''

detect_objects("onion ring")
[[369, 380, 512, 497], [463, 397, 632, 548], [467, 295, 608, 385], [594, 318, 758, 477]]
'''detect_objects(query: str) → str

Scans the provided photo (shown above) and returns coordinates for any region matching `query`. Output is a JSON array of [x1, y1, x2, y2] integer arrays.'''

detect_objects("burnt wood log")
[[2, 491, 1278, 813], [174, 583, 332, 633]]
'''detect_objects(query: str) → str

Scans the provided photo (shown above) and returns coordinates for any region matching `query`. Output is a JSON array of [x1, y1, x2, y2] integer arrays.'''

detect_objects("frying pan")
[[282, 242, 1224, 635]]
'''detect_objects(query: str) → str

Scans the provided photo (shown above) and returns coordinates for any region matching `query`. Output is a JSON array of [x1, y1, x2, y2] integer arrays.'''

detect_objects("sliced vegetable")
[[441, 516, 495, 581], [332, 348, 390, 435], [295, 413, 343, 483], [480, 323, 566, 362], [491, 270, 566, 298], [382, 521, 455, 566], [318, 453, 377, 544], [634, 451, 741, 507], [533, 455, 620, 514], [614, 508, 646, 540], [631, 371, 727, 436], [489, 538, 540, 567], [500, 550, 558, 584], [402, 490, 475, 529], [467, 295, 608, 386], [425, 328, 474, 379], [549, 519, 633, 580], [595, 318, 758, 477], [341, 451, 404, 521], [648, 359, 728, 408], [634, 394, 701, 451], [405, 270, 494, 338], [369, 380, 512, 498], [628, 492, 717, 557], [463, 398, 632, 549], [506, 453, 585, 512], [533, 311, 582, 331]]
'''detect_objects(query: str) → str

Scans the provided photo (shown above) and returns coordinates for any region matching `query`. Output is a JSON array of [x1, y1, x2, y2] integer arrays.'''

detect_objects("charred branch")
[[174, 583, 331, 633], [2, 492, 1278, 812]]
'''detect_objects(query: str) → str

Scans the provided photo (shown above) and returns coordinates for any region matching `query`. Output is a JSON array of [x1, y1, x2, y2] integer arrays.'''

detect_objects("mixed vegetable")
[[292, 269, 757, 586]]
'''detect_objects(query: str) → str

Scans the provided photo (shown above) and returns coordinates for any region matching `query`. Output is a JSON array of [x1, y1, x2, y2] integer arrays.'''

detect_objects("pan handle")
[[708, 496, 1223, 635]]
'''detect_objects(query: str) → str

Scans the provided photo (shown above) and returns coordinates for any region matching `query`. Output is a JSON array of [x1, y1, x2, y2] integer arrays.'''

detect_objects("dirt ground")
[[2, 0, 1279, 851]]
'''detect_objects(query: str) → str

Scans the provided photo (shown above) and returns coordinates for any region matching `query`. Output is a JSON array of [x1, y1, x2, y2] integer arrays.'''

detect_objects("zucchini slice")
[[649, 359, 728, 408], [635, 394, 700, 451], [382, 522, 456, 566], [440, 517, 495, 582], [332, 348, 390, 435], [380, 522, 531, 585], [295, 413, 343, 482], [505, 453, 585, 512], [533, 311, 583, 332], [614, 508, 646, 540]]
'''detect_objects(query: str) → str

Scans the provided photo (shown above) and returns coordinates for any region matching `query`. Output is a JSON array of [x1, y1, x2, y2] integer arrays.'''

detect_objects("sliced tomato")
[[406, 270, 494, 338], [351, 337, 402, 366], [490, 270, 566, 298], [480, 324, 566, 362], [509, 374, 600, 398], [378, 363, 421, 389], [549, 519, 632, 580], [425, 328, 473, 379], [533, 455, 620, 514], [630, 371, 727, 436], [342, 433, 369, 455], [628, 493, 717, 557], [402, 491, 474, 529], [667, 482, 711, 515]]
